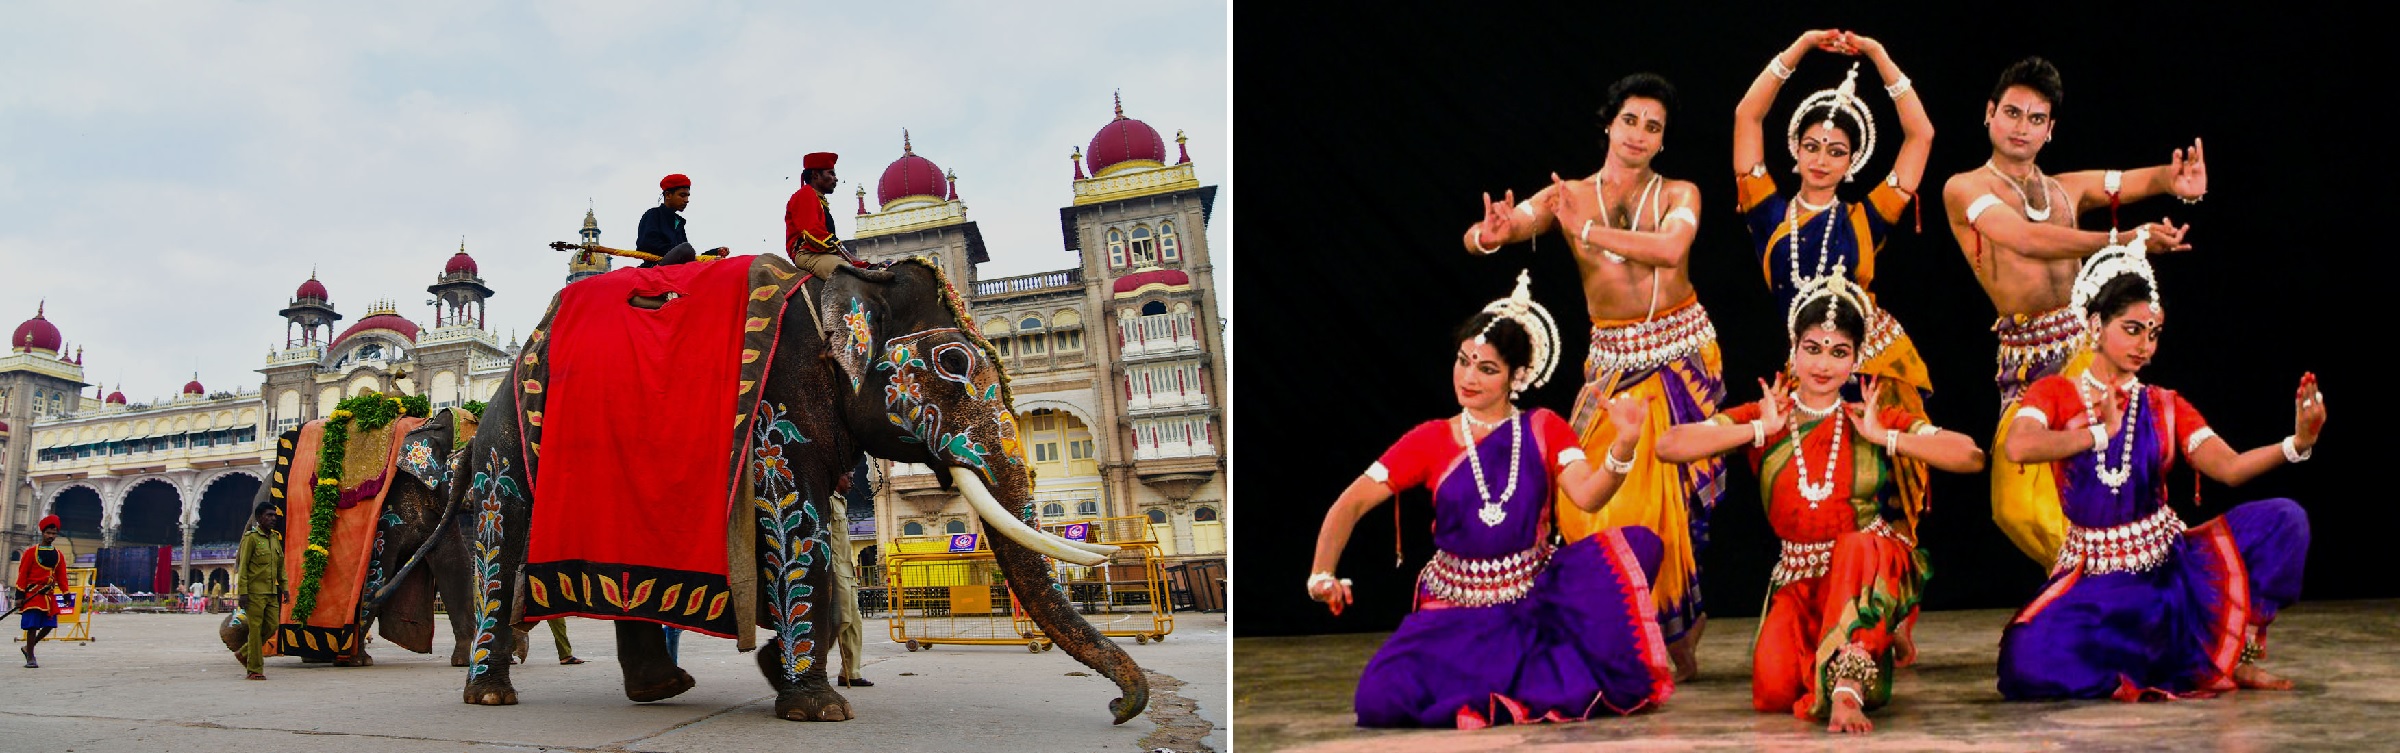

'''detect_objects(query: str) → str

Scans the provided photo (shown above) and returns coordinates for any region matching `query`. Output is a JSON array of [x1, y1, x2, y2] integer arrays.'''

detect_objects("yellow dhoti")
[[1555, 297, 1724, 644], [1988, 308, 2090, 566]]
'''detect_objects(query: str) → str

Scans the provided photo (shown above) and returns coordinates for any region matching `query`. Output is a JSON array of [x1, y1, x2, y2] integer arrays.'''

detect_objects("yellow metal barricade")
[[1017, 516, 1173, 645], [14, 567, 97, 642], [884, 535, 1042, 651]]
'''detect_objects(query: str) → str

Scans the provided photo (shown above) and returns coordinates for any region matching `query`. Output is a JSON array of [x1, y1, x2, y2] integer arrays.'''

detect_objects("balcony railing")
[[972, 269, 1082, 298], [1120, 313, 1202, 358]]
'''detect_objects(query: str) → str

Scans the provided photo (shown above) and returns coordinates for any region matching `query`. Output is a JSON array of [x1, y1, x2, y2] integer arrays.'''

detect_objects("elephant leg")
[[616, 621, 695, 702], [438, 531, 480, 667], [461, 448, 530, 706], [755, 477, 850, 722]]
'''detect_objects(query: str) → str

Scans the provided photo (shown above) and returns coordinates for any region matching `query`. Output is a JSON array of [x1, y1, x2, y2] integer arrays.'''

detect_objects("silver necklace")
[[1788, 392, 1844, 507], [2078, 374, 2141, 492], [1784, 194, 1842, 287], [1985, 160, 2053, 222], [1457, 411, 1523, 527]]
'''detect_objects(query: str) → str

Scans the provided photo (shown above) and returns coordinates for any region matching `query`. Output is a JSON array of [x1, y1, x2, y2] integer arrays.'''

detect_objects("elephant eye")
[[938, 346, 973, 377]]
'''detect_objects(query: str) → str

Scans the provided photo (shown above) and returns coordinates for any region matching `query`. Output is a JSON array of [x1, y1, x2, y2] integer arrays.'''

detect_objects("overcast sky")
[[0, 2, 1229, 404]]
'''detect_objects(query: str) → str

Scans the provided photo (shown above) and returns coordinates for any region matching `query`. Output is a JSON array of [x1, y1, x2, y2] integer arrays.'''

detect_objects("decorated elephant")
[[451, 255, 1143, 723], [229, 408, 481, 666]]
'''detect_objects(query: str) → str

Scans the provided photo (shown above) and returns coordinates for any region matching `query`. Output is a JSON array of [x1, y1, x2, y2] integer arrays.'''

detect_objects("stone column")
[[179, 521, 197, 589], [101, 524, 117, 550], [1170, 505, 1196, 556]]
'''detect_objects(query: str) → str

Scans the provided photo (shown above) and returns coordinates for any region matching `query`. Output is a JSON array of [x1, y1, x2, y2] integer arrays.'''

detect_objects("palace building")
[[846, 93, 1226, 569]]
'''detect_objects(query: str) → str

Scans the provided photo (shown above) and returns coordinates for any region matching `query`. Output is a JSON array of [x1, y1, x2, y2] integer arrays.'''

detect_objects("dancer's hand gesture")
[[1549, 173, 1599, 249], [1470, 189, 1520, 253], [2170, 138, 2207, 202], [1840, 32, 1884, 59], [2140, 218, 2193, 253], [1307, 574, 1354, 615], [1847, 377, 1888, 439], [2293, 372, 2326, 451], [1605, 392, 1650, 439], [1757, 377, 1791, 436]]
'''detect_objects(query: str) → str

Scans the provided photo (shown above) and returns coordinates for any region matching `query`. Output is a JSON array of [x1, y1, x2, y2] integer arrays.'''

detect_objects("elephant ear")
[[825, 285, 879, 395]]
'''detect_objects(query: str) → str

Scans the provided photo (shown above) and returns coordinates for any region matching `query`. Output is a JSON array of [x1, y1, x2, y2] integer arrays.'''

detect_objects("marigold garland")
[[292, 390, 431, 622]]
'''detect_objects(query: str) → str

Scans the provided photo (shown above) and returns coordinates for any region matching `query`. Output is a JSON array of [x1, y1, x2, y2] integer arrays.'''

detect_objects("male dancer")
[[1463, 72, 1721, 681], [1938, 56, 2205, 567]]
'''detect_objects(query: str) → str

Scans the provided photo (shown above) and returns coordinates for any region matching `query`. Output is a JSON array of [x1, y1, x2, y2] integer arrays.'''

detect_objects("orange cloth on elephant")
[[524, 255, 753, 637], [1714, 401, 1926, 721], [279, 416, 425, 652]]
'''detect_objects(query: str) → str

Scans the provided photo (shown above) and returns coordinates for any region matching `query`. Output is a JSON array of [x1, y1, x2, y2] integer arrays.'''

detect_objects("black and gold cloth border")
[[522, 560, 739, 637]]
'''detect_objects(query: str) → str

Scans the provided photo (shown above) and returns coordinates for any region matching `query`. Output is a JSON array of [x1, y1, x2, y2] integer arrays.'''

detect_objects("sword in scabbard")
[[1, 582, 58, 621]]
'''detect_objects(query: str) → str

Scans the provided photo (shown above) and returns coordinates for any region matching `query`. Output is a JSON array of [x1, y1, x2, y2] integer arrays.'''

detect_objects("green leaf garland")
[[292, 390, 430, 623]]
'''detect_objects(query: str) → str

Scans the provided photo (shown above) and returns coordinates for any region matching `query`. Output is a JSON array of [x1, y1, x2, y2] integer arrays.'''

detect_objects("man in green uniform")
[[830, 462, 873, 687], [236, 502, 287, 680]]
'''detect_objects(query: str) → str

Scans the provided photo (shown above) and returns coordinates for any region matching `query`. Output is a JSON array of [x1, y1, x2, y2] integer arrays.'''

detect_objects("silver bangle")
[[1884, 428, 1900, 456], [1470, 227, 1499, 254], [1884, 76, 1912, 99], [1307, 571, 1340, 594], [1832, 685, 1867, 708], [2108, 228, 2120, 246], [1581, 219, 1595, 245], [1753, 421, 1767, 448], [2089, 424, 2110, 450], [2281, 436, 2312, 463], [1603, 445, 1638, 475], [1767, 57, 1794, 81], [2179, 193, 2204, 205]]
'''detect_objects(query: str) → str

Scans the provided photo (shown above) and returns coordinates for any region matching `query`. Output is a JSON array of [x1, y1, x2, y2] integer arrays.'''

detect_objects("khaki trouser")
[[793, 251, 850, 280], [826, 514, 864, 680], [241, 595, 279, 674]]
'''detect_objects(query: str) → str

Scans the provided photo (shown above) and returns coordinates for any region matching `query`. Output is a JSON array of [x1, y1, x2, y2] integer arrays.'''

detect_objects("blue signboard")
[[948, 533, 979, 553]]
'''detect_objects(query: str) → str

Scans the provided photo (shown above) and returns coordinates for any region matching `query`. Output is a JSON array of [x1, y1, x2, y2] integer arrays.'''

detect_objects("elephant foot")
[[463, 680, 519, 706], [626, 668, 696, 703], [755, 639, 798, 694], [773, 684, 855, 722]]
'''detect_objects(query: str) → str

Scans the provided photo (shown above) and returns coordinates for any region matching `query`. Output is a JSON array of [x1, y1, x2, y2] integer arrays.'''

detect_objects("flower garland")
[[292, 390, 432, 622]]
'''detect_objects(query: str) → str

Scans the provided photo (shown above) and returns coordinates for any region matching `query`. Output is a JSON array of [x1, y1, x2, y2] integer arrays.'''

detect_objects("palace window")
[[1160, 221, 1181, 262], [1077, 500, 1099, 516], [945, 520, 968, 534], [1130, 225, 1157, 265], [1056, 330, 1081, 351], [1194, 506, 1219, 522], [1107, 228, 1127, 269], [1146, 509, 1167, 524], [1042, 503, 1066, 518], [903, 521, 925, 536]]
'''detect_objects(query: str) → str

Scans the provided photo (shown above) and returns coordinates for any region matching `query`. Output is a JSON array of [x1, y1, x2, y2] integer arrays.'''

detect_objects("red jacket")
[[15, 545, 65, 611], [784, 184, 839, 255]]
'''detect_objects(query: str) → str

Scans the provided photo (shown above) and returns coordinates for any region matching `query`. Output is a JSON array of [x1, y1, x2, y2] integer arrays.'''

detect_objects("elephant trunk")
[[367, 447, 468, 608], [954, 469, 1148, 724]]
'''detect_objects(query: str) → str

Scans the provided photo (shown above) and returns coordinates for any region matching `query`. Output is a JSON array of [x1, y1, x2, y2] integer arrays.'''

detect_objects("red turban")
[[804, 152, 838, 171], [38, 515, 60, 531], [660, 174, 691, 191]]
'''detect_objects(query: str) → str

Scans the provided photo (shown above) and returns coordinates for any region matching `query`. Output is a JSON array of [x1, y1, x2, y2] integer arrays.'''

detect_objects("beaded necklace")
[[1785, 193, 1842, 288], [2078, 373, 2142, 492], [1788, 392, 1845, 507], [1456, 410, 1523, 527]]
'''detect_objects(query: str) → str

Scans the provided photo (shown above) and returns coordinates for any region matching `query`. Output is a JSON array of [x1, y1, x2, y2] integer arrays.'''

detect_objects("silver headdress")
[[2069, 227, 2161, 321], [1475, 269, 1563, 396], [1785, 262, 1873, 341], [1786, 62, 1878, 182]]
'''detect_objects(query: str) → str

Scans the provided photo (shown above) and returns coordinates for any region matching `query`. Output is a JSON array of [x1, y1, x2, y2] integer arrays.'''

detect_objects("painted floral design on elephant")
[[465, 449, 520, 681], [750, 401, 818, 684]]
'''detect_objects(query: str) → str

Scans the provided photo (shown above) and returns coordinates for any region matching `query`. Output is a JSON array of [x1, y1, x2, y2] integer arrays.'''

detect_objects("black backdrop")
[[1233, 4, 2391, 637]]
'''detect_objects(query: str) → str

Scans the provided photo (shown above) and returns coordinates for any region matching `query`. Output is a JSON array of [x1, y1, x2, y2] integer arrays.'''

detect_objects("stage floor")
[[1235, 599, 2400, 752]]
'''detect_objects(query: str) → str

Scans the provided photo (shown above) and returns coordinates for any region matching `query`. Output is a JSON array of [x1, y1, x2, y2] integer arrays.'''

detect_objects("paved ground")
[[1236, 599, 2400, 752], [3, 612, 1225, 753]]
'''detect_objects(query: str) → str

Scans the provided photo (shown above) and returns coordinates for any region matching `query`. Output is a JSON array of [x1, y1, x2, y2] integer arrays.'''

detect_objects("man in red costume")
[[784, 152, 889, 282], [14, 515, 68, 668]]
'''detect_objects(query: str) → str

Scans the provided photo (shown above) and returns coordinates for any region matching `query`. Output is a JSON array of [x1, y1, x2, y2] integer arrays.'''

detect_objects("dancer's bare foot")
[[1895, 627, 1918, 668], [2233, 663, 2294, 690], [1668, 614, 1707, 682], [1826, 682, 1873, 734]]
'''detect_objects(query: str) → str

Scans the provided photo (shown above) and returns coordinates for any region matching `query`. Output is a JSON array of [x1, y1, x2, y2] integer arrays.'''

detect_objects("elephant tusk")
[[951, 468, 1117, 566]]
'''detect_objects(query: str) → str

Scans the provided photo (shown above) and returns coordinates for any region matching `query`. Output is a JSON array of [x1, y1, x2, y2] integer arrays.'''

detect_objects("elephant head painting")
[[450, 256, 1146, 724]]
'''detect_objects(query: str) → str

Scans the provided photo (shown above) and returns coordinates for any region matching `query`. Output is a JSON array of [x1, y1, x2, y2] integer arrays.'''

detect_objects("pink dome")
[[876, 131, 948, 208], [105, 391, 126, 405], [444, 251, 478, 275], [183, 379, 205, 395], [334, 313, 421, 346], [1087, 93, 1167, 175], [11, 303, 62, 354], [296, 275, 330, 301]]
